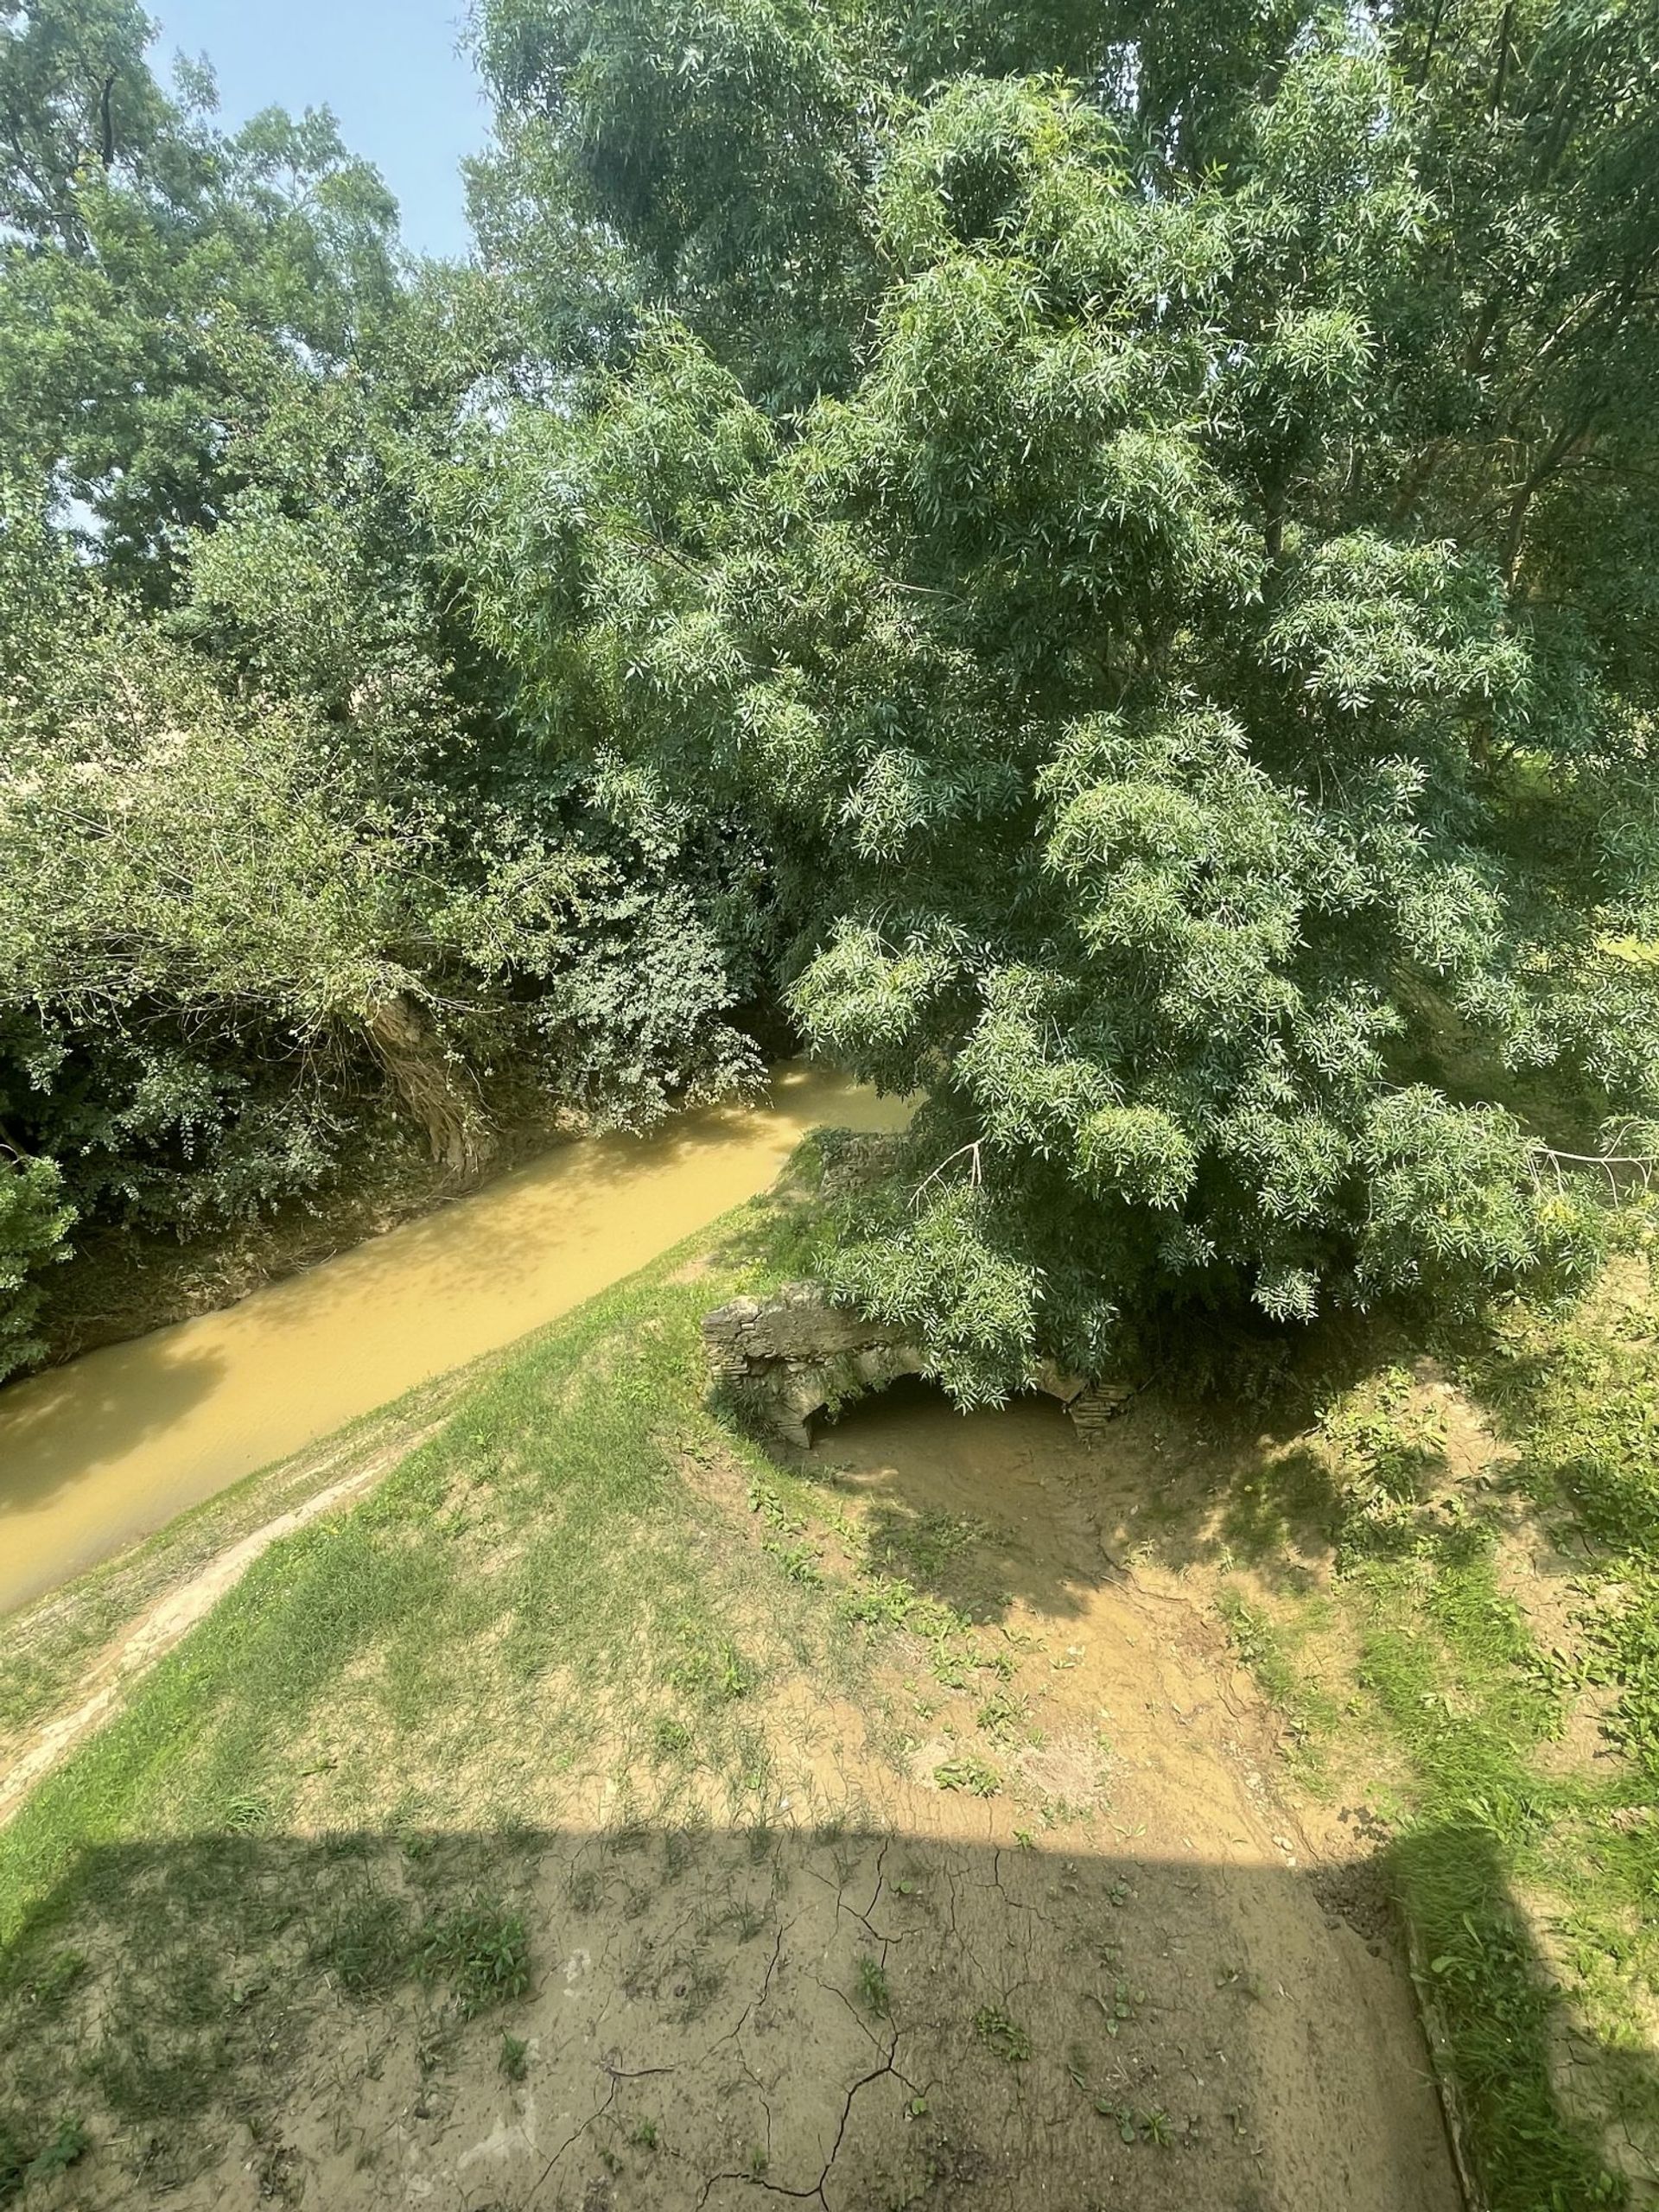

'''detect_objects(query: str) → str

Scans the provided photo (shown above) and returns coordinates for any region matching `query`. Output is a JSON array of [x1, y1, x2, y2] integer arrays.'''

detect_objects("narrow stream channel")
[[0, 1066, 906, 1616]]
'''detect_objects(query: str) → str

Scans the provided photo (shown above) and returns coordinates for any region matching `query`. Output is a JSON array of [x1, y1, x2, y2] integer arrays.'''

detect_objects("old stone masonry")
[[701, 1281, 1131, 1447]]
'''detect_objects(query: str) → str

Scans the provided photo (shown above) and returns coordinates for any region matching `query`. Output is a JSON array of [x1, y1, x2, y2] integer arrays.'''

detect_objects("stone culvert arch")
[[701, 1281, 1131, 1448]]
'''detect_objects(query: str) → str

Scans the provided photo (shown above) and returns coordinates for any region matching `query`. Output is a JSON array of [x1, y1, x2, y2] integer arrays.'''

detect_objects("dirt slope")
[[15, 1386, 1458, 2211]]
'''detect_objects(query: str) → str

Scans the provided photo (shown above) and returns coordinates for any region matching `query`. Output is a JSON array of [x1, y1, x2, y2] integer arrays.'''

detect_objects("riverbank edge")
[[4, 1165, 1652, 2207], [0, 1165, 792, 1788], [0, 1365, 481, 1779], [31, 1101, 587, 1374]]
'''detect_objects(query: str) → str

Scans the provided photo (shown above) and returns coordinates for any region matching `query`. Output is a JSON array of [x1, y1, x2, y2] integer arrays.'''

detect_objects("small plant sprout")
[[1094, 2102, 1173, 2145], [15, 2116, 88, 2186], [934, 1752, 1000, 1797], [653, 1713, 694, 1759], [973, 2005, 1033, 2063], [1090, 1978, 1146, 2037], [856, 1955, 892, 2018]]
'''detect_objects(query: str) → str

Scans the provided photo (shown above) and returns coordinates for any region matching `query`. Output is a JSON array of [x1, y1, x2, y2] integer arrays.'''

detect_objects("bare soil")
[[16, 1387, 1459, 2211]]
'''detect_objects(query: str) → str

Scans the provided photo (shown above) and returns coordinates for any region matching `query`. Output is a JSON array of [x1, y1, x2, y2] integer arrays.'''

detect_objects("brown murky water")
[[0, 1067, 906, 1616]]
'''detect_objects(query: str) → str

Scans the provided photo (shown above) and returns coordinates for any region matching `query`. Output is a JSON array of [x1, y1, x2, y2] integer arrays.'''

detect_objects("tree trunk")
[[1489, 0, 1517, 123], [98, 71, 117, 168], [1415, 0, 1446, 87], [365, 997, 494, 1177]]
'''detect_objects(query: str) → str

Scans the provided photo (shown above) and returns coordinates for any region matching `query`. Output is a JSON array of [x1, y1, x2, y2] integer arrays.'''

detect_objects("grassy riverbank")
[[0, 1374, 484, 1771], [1159, 1263, 1659, 2207], [0, 1149, 1655, 2206]]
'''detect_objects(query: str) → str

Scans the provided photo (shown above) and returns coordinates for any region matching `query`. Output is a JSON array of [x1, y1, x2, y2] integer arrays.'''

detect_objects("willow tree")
[[469, 3, 1659, 1397]]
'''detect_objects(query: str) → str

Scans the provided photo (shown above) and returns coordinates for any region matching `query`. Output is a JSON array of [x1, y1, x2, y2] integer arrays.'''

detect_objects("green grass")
[[312, 1889, 411, 2000], [1216, 1244, 1659, 2210], [1214, 1586, 1338, 1786], [0, 1370, 474, 1754], [1343, 1541, 1622, 2209], [417, 1898, 531, 2018], [0, 1221, 797, 1945], [5, 1159, 1659, 2209], [0, 1175, 910, 2184]]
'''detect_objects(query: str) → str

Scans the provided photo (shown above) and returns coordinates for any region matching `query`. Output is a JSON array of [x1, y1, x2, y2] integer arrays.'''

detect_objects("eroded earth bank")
[[1, 1368, 1459, 2210]]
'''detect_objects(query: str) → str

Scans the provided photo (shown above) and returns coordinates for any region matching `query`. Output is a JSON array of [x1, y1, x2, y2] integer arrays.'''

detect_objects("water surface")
[[0, 1068, 905, 1615]]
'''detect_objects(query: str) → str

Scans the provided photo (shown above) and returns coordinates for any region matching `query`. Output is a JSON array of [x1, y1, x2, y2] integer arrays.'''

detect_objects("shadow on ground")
[[0, 1820, 1498, 2212], [4, 1297, 1648, 2209]]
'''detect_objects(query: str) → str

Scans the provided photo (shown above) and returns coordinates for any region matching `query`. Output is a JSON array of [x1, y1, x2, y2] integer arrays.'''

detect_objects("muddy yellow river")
[[0, 1068, 906, 1617]]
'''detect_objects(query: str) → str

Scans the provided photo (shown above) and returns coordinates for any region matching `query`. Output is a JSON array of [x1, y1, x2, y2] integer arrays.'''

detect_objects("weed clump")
[[1319, 1366, 1446, 1556], [855, 1955, 891, 2018], [309, 1885, 532, 2023], [935, 1752, 1000, 1798], [669, 1624, 752, 1704], [0, 2113, 87, 2199], [312, 1891, 410, 2002], [973, 2005, 1032, 2063], [418, 1899, 531, 2019]]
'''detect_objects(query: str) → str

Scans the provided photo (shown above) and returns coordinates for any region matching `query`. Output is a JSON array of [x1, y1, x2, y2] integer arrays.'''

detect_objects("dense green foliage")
[[3, 0, 1658, 1390], [471, 0, 1659, 1399], [0, 3, 765, 1372]]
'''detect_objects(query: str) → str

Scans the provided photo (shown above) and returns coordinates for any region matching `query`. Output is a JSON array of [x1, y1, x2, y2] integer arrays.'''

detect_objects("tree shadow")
[[1038, 1319, 1464, 1595], [0, 1815, 1572, 2212], [794, 1349, 1406, 1612], [0, 1338, 230, 1616], [804, 1377, 1108, 1626], [1389, 1815, 1658, 2208]]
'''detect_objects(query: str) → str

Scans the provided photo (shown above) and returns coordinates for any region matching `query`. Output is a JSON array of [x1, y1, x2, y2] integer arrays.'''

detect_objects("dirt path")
[[0, 1433, 440, 1825]]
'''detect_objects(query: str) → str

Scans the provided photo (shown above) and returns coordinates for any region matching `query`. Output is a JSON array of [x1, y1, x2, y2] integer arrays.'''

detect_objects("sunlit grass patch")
[[1205, 1261, 1659, 2208]]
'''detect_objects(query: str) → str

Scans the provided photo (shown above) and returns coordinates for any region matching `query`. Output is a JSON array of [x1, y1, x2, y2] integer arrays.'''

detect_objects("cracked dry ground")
[[27, 1392, 1460, 2212]]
